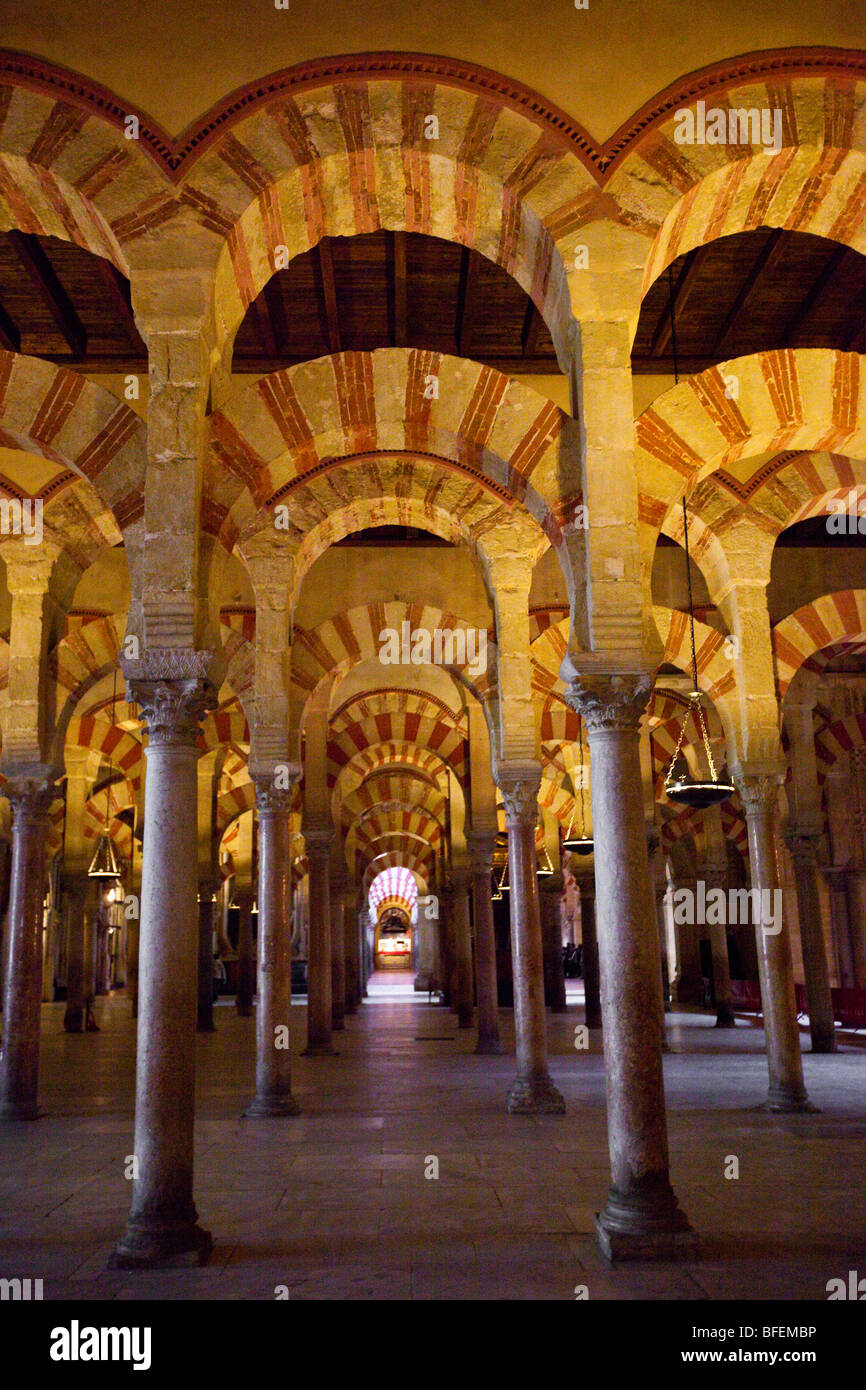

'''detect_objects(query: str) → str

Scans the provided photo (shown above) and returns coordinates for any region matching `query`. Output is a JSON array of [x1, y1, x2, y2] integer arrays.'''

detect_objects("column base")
[[475, 1037, 504, 1055], [506, 1074, 566, 1114], [595, 1183, 697, 1262], [244, 1094, 301, 1118], [302, 1042, 338, 1057], [0, 1098, 39, 1121], [108, 1217, 213, 1270], [344, 1001, 358, 1015], [236, 1003, 253, 1018], [332, 1018, 345, 1032], [550, 1002, 568, 1015], [196, 1018, 216, 1033], [811, 1037, 836, 1054], [64, 1008, 84, 1033], [761, 1086, 819, 1114], [714, 1007, 736, 1028], [457, 1015, 474, 1030]]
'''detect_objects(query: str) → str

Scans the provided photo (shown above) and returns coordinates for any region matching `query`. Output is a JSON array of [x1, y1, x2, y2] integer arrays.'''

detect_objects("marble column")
[[467, 833, 502, 1054], [63, 875, 90, 1033], [568, 675, 695, 1260], [303, 828, 334, 1055], [452, 871, 474, 1029], [344, 887, 360, 1013], [235, 893, 255, 1018], [540, 874, 567, 1013], [111, 664, 217, 1267], [786, 832, 835, 1053], [330, 867, 346, 1032], [825, 868, 855, 988], [439, 886, 455, 1007], [736, 773, 813, 1111], [246, 782, 299, 1117], [701, 865, 735, 1027], [0, 774, 55, 1120], [196, 884, 217, 1032], [500, 767, 565, 1113], [576, 872, 602, 1029]]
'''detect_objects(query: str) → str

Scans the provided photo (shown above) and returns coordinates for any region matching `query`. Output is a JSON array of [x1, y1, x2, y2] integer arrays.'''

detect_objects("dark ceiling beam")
[[317, 240, 342, 354], [392, 231, 408, 348], [630, 355, 741, 375], [521, 300, 545, 357], [846, 319, 866, 354], [7, 231, 87, 357], [0, 293, 20, 352], [456, 246, 482, 358], [649, 246, 710, 359], [713, 228, 787, 357], [263, 276, 288, 354], [93, 258, 141, 345], [248, 293, 279, 358], [781, 245, 848, 345]]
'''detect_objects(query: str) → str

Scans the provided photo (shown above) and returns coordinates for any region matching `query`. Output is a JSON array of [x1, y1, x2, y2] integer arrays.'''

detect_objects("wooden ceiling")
[[0, 227, 864, 376]]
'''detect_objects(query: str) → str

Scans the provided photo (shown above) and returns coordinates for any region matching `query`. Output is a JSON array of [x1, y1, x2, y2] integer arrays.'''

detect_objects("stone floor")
[[1, 974, 865, 1300]]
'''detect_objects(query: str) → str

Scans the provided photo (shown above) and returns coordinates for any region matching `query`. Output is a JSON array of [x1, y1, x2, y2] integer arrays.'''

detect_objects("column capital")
[[303, 825, 334, 860], [698, 862, 728, 891], [784, 830, 821, 866], [466, 831, 495, 876], [565, 672, 652, 733], [122, 650, 222, 747], [497, 761, 541, 826], [2, 541, 61, 593], [254, 772, 298, 816], [3, 768, 57, 825], [733, 768, 784, 814]]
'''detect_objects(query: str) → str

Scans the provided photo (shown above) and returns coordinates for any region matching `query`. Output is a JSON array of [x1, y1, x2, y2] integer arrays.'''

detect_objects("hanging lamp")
[[563, 718, 594, 854], [88, 667, 121, 880], [664, 498, 734, 809]]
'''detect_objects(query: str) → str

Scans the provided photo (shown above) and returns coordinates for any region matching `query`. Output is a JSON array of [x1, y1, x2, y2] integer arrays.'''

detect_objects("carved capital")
[[303, 825, 333, 860], [498, 763, 541, 828], [123, 650, 222, 748], [254, 780, 295, 817], [785, 831, 820, 867], [698, 864, 728, 892], [466, 831, 495, 876], [734, 771, 782, 816], [4, 770, 56, 827], [565, 672, 652, 734]]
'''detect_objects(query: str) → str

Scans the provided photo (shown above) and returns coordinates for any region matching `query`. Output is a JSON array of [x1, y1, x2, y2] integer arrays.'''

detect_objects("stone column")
[[825, 868, 855, 987], [452, 870, 474, 1029], [197, 884, 217, 1032], [786, 833, 835, 1053], [235, 893, 255, 1018], [500, 766, 565, 1113], [736, 773, 812, 1111], [303, 828, 334, 1055], [576, 872, 602, 1029], [344, 885, 360, 1013], [0, 774, 55, 1120], [110, 660, 217, 1268], [246, 781, 299, 1117], [467, 833, 502, 1054], [540, 874, 567, 1013], [568, 675, 695, 1260], [330, 865, 346, 1033], [700, 865, 735, 1027], [63, 875, 90, 1033], [439, 885, 455, 1007]]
